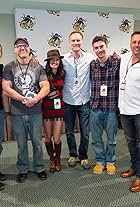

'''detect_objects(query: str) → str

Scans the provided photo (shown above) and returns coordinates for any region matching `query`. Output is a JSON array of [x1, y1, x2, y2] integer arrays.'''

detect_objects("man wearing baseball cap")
[[2, 38, 50, 183], [14, 38, 29, 46]]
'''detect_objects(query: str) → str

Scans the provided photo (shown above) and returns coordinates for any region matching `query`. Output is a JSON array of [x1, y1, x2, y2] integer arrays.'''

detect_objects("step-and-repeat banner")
[[14, 8, 134, 65]]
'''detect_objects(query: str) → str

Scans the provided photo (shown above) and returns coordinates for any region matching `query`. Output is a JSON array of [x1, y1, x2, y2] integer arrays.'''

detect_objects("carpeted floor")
[[0, 130, 140, 207]]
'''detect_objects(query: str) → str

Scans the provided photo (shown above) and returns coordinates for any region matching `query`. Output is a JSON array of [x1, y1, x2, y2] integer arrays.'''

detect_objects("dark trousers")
[[64, 102, 90, 160], [121, 114, 140, 177]]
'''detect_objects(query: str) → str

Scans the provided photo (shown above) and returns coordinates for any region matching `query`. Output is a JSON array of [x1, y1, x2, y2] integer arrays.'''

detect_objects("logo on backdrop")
[[19, 14, 36, 31]]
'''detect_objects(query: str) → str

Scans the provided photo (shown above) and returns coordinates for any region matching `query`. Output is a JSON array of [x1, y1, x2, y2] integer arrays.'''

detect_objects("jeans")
[[11, 113, 45, 173], [64, 102, 90, 160], [0, 109, 4, 155], [121, 114, 140, 178], [90, 108, 117, 165]]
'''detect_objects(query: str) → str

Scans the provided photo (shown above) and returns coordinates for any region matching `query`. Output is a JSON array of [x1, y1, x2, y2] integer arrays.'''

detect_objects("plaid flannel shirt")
[[90, 56, 120, 110]]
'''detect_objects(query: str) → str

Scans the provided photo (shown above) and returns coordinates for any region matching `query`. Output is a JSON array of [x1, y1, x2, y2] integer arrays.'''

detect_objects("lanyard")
[[100, 64, 109, 85], [18, 60, 30, 81], [74, 58, 79, 78], [124, 56, 140, 80]]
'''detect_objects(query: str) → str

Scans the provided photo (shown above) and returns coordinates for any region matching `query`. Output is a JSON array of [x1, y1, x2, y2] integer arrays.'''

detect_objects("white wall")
[[0, 13, 140, 65], [134, 20, 140, 30], [15, 9, 134, 64], [0, 14, 15, 64]]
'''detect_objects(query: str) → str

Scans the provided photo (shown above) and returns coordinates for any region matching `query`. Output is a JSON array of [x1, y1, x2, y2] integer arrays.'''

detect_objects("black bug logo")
[[19, 14, 35, 31], [48, 33, 63, 48], [98, 12, 109, 18], [72, 17, 87, 32], [119, 19, 131, 33]]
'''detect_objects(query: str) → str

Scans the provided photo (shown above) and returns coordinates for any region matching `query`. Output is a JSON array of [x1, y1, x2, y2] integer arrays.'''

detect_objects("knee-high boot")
[[45, 141, 55, 173], [54, 141, 61, 172]]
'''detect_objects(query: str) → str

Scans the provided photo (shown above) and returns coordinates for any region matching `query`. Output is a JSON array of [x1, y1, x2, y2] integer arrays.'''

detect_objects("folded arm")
[[24, 79, 50, 107], [2, 79, 25, 102]]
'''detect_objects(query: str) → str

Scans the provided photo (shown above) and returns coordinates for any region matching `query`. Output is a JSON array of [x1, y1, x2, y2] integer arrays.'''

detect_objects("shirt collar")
[[68, 50, 85, 58]]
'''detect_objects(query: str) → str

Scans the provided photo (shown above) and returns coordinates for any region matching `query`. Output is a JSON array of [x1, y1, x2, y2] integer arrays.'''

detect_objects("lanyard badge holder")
[[74, 62, 80, 86], [100, 84, 107, 96], [54, 98, 61, 109], [120, 80, 126, 91]]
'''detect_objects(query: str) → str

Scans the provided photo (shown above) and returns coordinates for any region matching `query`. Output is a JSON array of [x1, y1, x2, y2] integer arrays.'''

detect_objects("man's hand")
[[48, 91, 59, 99], [22, 97, 38, 107], [112, 52, 120, 59]]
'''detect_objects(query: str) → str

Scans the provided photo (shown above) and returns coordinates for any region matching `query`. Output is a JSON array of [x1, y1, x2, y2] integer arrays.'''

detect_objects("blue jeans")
[[90, 108, 117, 165], [11, 113, 45, 173], [121, 114, 140, 178], [0, 109, 4, 155], [64, 102, 90, 160]]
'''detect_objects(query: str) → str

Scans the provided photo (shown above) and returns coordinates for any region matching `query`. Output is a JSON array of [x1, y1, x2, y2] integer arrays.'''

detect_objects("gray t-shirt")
[[3, 59, 47, 115]]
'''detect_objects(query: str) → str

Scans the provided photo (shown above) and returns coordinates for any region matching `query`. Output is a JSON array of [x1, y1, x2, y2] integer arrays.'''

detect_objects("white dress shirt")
[[119, 52, 140, 115], [63, 51, 95, 105]]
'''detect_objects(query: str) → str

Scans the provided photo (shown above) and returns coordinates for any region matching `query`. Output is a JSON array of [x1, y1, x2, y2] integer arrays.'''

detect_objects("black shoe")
[[0, 172, 7, 181], [0, 182, 5, 191], [37, 170, 47, 180], [16, 173, 28, 183]]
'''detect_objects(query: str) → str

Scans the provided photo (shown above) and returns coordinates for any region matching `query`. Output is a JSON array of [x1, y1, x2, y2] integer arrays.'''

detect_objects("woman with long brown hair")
[[42, 49, 65, 172]]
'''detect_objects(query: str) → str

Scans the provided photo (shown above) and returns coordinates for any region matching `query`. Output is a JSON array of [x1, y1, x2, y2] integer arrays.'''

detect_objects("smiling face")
[[92, 40, 108, 61], [130, 33, 140, 56], [69, 32, 83, 53], [49, 57, 60, 70], [14, 40, 30, 62]]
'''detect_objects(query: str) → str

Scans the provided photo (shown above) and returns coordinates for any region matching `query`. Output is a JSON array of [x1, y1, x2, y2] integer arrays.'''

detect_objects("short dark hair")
[[131, 31, 140, 38], [92, 36, 108, 46], [69, 31, 83, 39]]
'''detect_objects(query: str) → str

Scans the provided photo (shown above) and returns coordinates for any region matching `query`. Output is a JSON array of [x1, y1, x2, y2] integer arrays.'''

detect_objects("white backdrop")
[[14, 8, 134, 65]]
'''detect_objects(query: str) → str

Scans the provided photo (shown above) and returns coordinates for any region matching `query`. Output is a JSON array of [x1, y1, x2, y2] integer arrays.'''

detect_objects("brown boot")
[[54, 142, 61, 172], [44, 141, 55, 173]]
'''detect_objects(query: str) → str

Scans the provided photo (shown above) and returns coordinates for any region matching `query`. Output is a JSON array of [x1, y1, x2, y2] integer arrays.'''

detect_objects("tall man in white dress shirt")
[[119, 31, 140, 192], [63, 31, 95, 169]]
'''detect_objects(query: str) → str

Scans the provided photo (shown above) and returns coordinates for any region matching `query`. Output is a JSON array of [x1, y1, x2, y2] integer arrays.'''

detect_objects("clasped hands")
[[22, 97, 38, 107]]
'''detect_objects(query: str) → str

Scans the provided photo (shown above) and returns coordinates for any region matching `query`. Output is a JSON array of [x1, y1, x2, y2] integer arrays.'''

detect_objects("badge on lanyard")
[[21, 83, 28, 96], [120, 80, 126, 91], [74, 77, 80, 87], [100, 84, 107, 96], [54, 98, 61, 109]]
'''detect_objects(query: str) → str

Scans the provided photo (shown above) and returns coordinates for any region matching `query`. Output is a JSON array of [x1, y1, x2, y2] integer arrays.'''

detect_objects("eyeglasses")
[[15, 44, 29, 49]]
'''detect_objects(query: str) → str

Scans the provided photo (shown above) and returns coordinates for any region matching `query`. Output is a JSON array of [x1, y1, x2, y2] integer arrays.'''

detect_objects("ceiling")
[[1, 0, 140, 14], [34, 0, 140, 9]]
